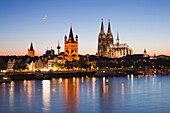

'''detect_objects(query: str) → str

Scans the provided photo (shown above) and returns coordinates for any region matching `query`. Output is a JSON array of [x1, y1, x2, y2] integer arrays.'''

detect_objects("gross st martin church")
[[97, 19, 133, 58]]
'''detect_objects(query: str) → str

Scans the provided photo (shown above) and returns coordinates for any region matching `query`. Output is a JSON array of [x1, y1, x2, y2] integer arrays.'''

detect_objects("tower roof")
[[100, 19, 104, 34], [107, 19, 111, 34], [69, 27, 73, 38], [117, 32, 119, 40], [30, 42, 34, 51], [144, 49, 147, 53], [76, 35, 78, 38], [68, 27, 75, 43]]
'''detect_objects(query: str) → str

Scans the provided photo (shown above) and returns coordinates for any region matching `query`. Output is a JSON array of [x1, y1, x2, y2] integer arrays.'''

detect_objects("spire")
[[30, 42, 34, 51], [116, 32, 119, 44], [69, 26, 73, 38], [107, 19, 111, 34], [100, 19, 104, 34], [144, 49, 146, 53], [68, 26, 75, 42]]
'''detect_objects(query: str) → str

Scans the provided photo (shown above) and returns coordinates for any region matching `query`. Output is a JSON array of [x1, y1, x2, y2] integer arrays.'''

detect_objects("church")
[[28, 42, 35, 57], [64, 26, 79, 61], [97, 19, 133, 58]]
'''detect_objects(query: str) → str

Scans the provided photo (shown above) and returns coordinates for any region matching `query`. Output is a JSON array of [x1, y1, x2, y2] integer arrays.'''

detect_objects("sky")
[[0, 0, 170, 56]]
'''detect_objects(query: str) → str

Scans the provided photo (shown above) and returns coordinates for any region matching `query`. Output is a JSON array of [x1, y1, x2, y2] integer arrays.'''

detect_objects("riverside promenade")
[[0, 69, 169, 81]]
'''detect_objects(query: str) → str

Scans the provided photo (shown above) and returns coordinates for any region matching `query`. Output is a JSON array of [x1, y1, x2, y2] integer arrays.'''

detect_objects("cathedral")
[[97, 19, 133, 58], [64, 26, 79, 61]]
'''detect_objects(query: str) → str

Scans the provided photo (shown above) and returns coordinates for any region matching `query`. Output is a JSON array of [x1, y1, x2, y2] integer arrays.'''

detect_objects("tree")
[[53, 62, 62, 69], [64, 61, 73, 69], [13, 61, 27, 71], [77, 59, 88, 69], [0, 58, 7, 71]]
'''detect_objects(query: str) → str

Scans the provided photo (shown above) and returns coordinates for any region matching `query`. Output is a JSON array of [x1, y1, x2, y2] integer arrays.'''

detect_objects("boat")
[[0, 76, 11, 83]]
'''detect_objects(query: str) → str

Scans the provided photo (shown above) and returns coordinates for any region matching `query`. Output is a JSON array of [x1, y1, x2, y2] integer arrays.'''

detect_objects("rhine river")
[[0, 75, 170, 113]]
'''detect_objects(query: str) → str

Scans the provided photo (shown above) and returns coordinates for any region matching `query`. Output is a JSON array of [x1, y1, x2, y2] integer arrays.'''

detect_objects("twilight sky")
[[0, 0, 170, 56]]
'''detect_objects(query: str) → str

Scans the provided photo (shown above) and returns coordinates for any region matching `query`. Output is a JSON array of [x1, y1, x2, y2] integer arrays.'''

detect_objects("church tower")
[[106, 20, 113, 45], [106, 20, 113, 57], [64, 26, 79, 61], [116, 32, 119, 44], [98, 19, 107, 57], [28, 42, 35, 57]]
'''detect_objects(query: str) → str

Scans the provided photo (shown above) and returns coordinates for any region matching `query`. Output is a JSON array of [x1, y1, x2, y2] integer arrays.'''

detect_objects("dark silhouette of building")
[[45, 49, 55, 56]]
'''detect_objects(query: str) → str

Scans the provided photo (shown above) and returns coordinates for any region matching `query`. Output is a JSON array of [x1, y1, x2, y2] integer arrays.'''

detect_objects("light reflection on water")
[[0, 75, 170, 113], [42, 80, 51, 112]]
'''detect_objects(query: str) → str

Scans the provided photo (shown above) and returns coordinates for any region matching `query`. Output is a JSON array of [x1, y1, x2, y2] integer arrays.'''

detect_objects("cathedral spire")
[[100, 19, 104, 34], [107, 19, 111, 34], [116, 32, 119, 44]]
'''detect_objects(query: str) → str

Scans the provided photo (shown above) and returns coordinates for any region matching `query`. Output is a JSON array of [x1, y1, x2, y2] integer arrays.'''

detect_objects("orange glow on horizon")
[[1, 51, 170, 56]]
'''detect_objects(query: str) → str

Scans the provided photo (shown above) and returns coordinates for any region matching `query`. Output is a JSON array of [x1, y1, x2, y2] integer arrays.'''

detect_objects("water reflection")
[[86, 77, 90, 99], [131, 74, 134, 94], [121, 83, 125, 104], [92, 77, 96, 97], [27, 80, 32, 110], [42, 80, 51, 112], [64, 77, 79, 113], [103, 77, 105, 96], [9, 81, 14, 112], [0, 75, 170, 113]]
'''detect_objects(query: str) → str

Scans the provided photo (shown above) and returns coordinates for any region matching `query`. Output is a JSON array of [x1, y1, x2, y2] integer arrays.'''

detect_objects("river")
[[0, 75, 170, 113]]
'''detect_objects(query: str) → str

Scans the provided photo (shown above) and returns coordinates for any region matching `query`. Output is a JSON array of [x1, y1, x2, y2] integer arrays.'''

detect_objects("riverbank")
[[2, 71, 97, 80], [0, 69, 169, 81]]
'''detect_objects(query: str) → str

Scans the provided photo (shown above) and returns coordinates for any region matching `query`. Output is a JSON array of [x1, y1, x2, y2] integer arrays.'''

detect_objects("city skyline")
[[0, 0, 170, 56]]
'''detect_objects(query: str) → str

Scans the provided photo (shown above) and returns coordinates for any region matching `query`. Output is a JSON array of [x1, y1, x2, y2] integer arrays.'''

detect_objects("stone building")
[[35, 58, 44, 70], [64, 26, 79, 61], [28, 42, 35, 57], [97, 19, 133, 58]]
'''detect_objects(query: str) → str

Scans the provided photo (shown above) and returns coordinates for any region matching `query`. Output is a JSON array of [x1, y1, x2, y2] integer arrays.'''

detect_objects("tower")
[[106, 20, 113, 57], [143, 49, 148, 57], [98, 19, 106, 57], [98, 19, 114, 57], [106, 19, 113, 45], [57, 41, 61, 55], [28, 42, 35, 57], [64, 26, 79, 61], [116, 32, 119, 44]]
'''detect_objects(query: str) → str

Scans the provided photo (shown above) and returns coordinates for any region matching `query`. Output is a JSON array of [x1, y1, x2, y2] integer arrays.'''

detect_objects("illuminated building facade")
[[64, 27, 79, 61], [97, 19, 133, 58], [7, 59, 16, 71], [28, 42, 35, 57]]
